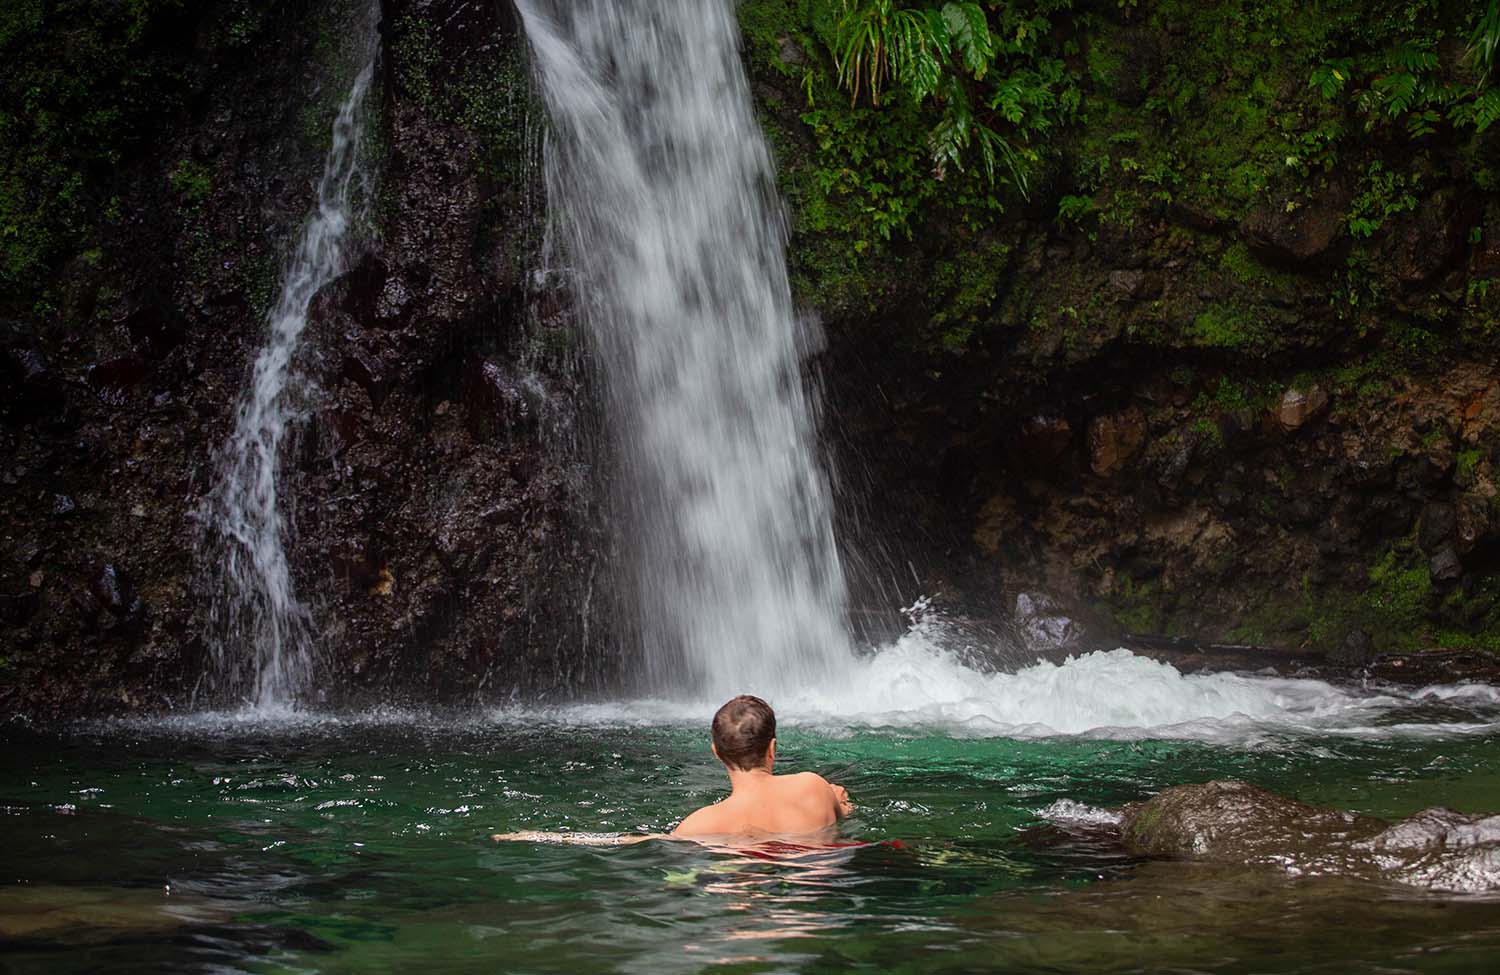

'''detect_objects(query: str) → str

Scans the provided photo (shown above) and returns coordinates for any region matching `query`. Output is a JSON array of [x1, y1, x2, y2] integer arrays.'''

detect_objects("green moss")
[[0, 0, 197, 303], [1218, 242, 1301, 295], [1223, 623, 1268, 645], [1457, 449, 1482, 480], [1192, 414, 1225, 448], [1365, 548, 1432, 648], [1327, 355, 1397, 403], [1109, 574, 1162, 634], [458, 46, 533, 184], [167, 158, 212, 204], [925, 239, 1012, 352], [1188, 305, 1262, 349], [1433, 630, 1500, 653], [391, 14, 440, 112]]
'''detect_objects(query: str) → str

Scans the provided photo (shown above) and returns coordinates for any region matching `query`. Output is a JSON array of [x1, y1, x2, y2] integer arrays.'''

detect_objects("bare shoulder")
[[786, 771, 832, 789], [672, 803, 728, 837], [783, 771, 837, 799]]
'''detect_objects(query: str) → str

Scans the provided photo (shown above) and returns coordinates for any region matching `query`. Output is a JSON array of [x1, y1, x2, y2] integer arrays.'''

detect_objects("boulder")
[[1329, 628, 1376, 668], [1118, 780, 1500, 892], [1013, 416, 1073, 471], [1240, 199, 1346, 267], [1429, 547, 1463, 583], [1121, 780, 1381, 861], [1107, 269, 1162, 301], [1456, 496, 1492, 554], [1011, 591, 1085, 653], [1419, 501, 1458, 553], [1088, 408, 1147, 476], [1391, 190, 1465, 285], [85, 354, 149, 406], [1276, 385, 1330, 432]]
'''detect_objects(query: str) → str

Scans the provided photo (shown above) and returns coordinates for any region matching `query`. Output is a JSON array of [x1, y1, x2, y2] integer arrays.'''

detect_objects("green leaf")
[[1469, 0, 1500, 87], [940, 2, 993, 78], [1476, 87, 1500, 131]]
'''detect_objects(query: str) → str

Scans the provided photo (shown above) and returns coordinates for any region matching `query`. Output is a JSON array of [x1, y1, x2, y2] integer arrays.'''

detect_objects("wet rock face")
[[0, 0, 613, 719], [245, 0, 614, 706], [1119, 780, 1500, 893]]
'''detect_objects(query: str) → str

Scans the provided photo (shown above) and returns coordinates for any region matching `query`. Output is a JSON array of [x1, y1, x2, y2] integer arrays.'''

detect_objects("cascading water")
[[203, 18, 379, 710], [517, 0, 853, 696]]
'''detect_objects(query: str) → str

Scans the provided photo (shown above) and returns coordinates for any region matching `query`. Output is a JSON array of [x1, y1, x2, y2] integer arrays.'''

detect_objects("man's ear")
[[767, 738, 777, 768], [711, 742, 720, 762]]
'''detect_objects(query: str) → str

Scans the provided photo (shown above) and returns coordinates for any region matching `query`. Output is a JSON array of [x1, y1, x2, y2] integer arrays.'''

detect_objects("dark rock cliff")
[[1, 0, 614, 718], [3, 0, 1498, 719]]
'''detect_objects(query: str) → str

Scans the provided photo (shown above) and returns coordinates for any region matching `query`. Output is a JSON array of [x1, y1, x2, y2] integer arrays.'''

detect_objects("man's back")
[[674, 771, 850, 838]]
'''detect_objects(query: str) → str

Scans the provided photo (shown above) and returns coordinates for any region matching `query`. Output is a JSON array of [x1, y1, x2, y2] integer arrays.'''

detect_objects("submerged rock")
[[1118, 780, 1500, 893]]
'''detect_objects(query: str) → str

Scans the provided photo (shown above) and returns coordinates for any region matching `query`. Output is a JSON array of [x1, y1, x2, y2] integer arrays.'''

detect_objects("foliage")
[[1366, 547, 1431, 639], [827, 0, 1075, 194], [1109, 573, 1160, 634], [0, 0, 198, 301], [740, 0, 1083, 340], [1467, 0, 1500, 87], [1346, 162, 1418, 237], [1307, 1, 1500, 136]]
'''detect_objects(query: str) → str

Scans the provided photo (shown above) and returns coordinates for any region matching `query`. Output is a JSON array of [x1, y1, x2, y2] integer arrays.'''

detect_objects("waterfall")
[[517, 0, 852, 696], [203, 21, 379, 710]]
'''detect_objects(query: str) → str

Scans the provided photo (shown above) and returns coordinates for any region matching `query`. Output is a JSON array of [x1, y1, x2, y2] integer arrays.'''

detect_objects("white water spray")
[[518, 0, 852, 696], [204, 26, 378, 709]]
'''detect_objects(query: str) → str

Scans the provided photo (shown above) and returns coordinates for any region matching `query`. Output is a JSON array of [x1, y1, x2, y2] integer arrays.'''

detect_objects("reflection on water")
[[4, 714, 1500, 974]]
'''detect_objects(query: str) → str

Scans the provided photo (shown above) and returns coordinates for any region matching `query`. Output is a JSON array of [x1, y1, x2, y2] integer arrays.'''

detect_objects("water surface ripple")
[[6, 666, 1500, 974]]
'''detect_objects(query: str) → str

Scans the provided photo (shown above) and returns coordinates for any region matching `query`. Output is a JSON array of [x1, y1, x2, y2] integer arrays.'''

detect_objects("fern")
[[1469, 0, 1500, 88], [1374, 72, 1418, 118], [940, 2, 992, 77], [1309, 60, 1352, 100], [1391, 41, 1438, 75], [832, 1, 1034, 193], [1477, 86, 1500, 132]]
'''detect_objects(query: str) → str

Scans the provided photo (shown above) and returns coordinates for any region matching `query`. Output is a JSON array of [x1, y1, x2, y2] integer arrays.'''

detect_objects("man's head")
[[711, 695, 776, 771]]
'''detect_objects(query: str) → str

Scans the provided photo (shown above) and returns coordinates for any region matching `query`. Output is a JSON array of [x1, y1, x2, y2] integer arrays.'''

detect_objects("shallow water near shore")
[[6, 659, 1500, 974]]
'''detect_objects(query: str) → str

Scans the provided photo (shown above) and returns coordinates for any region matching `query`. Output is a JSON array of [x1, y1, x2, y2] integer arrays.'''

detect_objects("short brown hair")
[[711, 695, 776, 771]]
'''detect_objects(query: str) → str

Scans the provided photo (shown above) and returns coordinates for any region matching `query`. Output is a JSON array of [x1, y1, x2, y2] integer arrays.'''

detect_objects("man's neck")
[[725, 766, 773, 794]]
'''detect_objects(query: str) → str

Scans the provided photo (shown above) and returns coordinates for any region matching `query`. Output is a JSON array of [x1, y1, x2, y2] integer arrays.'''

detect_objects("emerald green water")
[[4, 710, 1500, 974]]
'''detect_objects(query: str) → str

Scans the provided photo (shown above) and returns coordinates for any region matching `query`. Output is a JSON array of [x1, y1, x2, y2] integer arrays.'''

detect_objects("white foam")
[[1036, 799, 1124, 827], [487, 620, 1500, 744], [92, 613, 1500, 744]]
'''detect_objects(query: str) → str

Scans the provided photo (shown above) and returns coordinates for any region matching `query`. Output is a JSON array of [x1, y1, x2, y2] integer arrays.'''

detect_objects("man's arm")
[[796, 772, 854, 820], [490, 830, 663, 845], [830, 783, 853, 819]]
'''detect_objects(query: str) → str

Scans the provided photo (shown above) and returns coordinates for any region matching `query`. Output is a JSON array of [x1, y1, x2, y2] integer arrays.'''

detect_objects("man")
[[492, 694, 851, 844], [672, 694, 853, 838]]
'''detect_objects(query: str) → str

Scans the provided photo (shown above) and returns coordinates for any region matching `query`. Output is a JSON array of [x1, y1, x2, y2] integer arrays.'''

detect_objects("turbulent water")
[[517, 0, 851, 697], [203, 15, 378, 710]]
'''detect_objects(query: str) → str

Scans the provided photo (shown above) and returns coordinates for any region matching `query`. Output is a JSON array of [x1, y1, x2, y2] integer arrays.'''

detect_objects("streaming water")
[[516, 0, 851, 697], [202, 14, 379, 710]]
